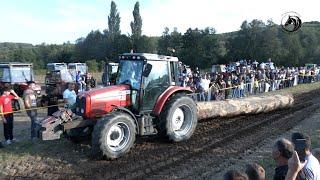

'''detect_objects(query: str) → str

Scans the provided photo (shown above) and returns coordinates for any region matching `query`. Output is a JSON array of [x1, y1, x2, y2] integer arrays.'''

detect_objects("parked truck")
[[0, 62, 41, 110]]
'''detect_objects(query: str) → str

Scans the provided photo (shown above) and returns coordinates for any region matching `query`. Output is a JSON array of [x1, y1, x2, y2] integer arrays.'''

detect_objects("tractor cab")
[[46, 63, 68, 72], [68, 63, 96, 89], [68, 63, 88, 78], [115, 53, 180, 111], [45, 63, 73, 84], [102, 62, 119, 86], [45, 63, 73, 97]]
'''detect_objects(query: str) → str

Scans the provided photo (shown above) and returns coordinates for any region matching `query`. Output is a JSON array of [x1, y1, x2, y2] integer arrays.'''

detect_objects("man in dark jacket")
[[272, 138, 305, 180]]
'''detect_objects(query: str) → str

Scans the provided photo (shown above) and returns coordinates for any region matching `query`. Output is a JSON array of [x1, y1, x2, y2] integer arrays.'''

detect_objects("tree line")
[[0, 1, 319, 71]]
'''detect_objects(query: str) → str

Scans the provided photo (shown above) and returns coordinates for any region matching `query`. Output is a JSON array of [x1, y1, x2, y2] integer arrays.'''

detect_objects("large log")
[[197, 93, 294, 120]]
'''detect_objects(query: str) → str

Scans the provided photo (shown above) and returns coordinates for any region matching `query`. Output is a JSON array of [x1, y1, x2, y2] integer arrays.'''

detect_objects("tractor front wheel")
[[91, 112, 136, 159], [159, 95, 197, 142]]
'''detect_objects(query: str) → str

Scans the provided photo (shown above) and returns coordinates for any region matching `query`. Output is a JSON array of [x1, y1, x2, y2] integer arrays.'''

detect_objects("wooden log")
[[196, 93, 294, 120]]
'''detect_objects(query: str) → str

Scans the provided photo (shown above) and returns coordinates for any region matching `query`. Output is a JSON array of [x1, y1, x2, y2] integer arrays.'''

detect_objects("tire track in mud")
[[76, 89, 320, 180], [149, 97, 320, 179]]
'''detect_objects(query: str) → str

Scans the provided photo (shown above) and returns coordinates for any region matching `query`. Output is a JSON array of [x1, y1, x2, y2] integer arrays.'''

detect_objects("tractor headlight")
[[80, 108, 84, 114], [37, 90, 41, 95]]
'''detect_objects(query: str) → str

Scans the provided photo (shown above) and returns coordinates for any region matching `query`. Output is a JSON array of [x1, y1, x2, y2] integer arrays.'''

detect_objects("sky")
[[0, 0, 318, 45]]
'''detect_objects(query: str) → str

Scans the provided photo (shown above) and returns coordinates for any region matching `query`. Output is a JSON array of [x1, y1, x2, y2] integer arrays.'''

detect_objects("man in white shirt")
[[292, 132, 320, 180], [63, 83, 77, 111], [200, 75, 210, 101]]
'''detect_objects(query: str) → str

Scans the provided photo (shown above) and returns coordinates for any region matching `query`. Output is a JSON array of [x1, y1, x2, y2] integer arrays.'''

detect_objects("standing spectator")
[[291, 132, 320, 180], [223, 170, 249, 180], [23, 81, 38, 140], [239, 76, 245, 98], [225, 74, 232, 99], [248, 71, 255, 94], [312, 148, 320, 163], [252, 60, 259, 69], [196, 77, 205, 101], [42, 87, 60, 116], [218, 74, 226, 100], [201, 74, 210, 101], [194, 67, 200, 78], [245, 163, 265, 180], [231, 73, 239, 98], [210, 77, 220, 100], [63, 83, 77, 111], [272, 138, 305, 180], [286, 151, 308, 180], [186, 77, 197, 100], [76, 71, 86, 92], [0, 87, 19, 145]]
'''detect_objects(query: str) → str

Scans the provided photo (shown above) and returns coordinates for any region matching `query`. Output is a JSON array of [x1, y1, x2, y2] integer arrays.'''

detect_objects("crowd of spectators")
[[179, 59, 320, 101], [223, 132, 320, 180]]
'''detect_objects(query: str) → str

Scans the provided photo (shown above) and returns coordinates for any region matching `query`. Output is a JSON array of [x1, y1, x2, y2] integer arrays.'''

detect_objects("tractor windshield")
[[116, 60, 144, 90], [69, 64, 87, 74], [0, 66, 33, 83], [47, 64, 68, 72], [0, 67, 10, 82]]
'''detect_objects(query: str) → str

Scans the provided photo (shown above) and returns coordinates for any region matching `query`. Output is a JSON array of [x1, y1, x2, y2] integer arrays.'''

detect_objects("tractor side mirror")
[[143, 63, 152, 77]]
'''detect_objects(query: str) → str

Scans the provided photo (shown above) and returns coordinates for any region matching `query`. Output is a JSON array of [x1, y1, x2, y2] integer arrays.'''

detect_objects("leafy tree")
[[130, 1, 142, 51], [158, 27, 183, 56], [108, 1, 121, 36], [86, 59, 99, 72]]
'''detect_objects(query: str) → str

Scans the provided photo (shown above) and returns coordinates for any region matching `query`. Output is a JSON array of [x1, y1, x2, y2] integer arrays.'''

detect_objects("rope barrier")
[[0, 103, 65, 116]]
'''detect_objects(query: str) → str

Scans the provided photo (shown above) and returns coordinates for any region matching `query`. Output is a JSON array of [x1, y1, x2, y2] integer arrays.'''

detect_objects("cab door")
[[141, 61, 170, 111]]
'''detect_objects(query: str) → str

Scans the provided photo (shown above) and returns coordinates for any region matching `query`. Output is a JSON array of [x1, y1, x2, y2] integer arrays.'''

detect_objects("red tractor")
[[37, 53, 197, 159]]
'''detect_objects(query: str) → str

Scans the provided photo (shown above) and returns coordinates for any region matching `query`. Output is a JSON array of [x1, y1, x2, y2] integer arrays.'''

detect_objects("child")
[[0, 87, 19, 145]]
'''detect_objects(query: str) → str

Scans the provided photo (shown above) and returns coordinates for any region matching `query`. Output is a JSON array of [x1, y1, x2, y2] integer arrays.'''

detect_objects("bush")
[[86, 59, 99, 72]]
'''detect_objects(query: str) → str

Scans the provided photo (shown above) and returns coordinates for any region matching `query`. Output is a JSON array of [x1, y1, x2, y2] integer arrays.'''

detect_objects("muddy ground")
[[1, 83, 320, 180]]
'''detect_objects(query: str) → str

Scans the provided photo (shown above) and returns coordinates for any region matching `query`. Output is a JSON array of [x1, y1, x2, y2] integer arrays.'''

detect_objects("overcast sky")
[[0, 0, 318, 45]]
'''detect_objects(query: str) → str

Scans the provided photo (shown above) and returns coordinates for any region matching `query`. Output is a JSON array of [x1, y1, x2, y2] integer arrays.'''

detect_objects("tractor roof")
[[120, 53, 179, 62], [0, 62, 33, 67], [68, 63, 86, 66], [47, 63, 67, 66]]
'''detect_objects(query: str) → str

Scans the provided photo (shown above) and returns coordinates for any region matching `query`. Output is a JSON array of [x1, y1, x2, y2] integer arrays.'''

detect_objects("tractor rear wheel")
[[91, 112, 136, 159], [159, 95, 197, 142]]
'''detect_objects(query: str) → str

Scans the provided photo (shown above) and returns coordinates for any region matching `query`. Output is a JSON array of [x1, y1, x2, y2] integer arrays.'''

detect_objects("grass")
[[267, 81, 320, 95]]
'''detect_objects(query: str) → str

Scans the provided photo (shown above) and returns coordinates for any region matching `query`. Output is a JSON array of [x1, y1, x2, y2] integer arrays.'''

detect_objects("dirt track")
[[1, 88, 320, 179]]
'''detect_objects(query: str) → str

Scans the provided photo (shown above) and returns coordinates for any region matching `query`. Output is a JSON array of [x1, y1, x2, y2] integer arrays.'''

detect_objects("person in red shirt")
[[0, 87, 19, 145]]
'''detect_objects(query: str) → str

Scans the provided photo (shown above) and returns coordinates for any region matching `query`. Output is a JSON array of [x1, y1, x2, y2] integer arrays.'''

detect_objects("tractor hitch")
[[36, 109, 73, 140]]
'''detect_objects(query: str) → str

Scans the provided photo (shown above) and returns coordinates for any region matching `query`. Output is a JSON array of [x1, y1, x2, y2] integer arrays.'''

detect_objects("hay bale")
[[197, 93, 294, 120]]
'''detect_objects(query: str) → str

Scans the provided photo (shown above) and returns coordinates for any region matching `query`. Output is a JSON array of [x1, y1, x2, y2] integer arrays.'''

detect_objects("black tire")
[[91, 112, 136, 159], [159, 95, 197, 142], [66, 127, 92, 143], [13, 98, 25, 111]]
